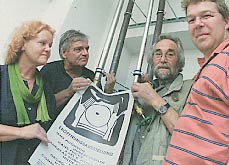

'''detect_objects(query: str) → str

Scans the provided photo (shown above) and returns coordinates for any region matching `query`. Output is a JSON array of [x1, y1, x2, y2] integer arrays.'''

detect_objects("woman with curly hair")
[[0, 20, 56, 165]]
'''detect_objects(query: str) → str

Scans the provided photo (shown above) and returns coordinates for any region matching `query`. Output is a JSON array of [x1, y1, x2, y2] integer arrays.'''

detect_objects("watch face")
[[159, 103, 170, 114], [159, 106, 167, 114]]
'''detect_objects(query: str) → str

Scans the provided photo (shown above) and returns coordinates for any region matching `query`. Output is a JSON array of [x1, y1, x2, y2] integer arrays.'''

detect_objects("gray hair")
[[59, 30, 88, 59], [148, 34, 185, 72]]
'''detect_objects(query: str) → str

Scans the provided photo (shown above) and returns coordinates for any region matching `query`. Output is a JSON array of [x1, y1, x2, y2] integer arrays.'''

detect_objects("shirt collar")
[[154, 73, 184, 96], [197, 39, 229, 67], [164, 73, 184, 96], [194, 39, 229, 81]]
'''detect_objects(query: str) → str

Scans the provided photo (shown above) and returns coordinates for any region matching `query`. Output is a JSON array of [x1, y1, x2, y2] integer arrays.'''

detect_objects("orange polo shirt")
[[164, 39, 229, 165]]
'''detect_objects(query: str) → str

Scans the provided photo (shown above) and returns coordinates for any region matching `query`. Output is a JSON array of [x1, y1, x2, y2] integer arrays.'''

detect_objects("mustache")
[[154, 64, 170, 70]]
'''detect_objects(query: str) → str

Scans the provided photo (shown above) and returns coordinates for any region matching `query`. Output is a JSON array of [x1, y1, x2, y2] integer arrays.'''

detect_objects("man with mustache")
[[121, 34, 192, 165], [41, 30, 116, 118], [164, 0, 229, 164]]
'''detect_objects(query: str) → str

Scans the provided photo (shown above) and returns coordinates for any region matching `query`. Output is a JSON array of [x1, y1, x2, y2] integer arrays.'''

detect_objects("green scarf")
[[8, 63, 51, 125]]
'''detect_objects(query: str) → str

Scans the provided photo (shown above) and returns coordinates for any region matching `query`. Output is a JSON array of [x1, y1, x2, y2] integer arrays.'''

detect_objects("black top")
[[0, 65, 56, 165], [40, 60, 95, 116]]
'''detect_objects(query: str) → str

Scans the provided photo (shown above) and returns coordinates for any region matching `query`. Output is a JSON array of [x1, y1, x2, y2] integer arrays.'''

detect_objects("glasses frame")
[[186, 10, 219, 24]]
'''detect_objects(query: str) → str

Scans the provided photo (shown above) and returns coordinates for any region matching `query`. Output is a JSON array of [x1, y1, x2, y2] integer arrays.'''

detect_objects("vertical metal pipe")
[[109, 0, 135, 74], [146, 0, 166, 77], [151, 0, 165, 45], [94, 0, 125, 87], [134, 0, 154, 83]]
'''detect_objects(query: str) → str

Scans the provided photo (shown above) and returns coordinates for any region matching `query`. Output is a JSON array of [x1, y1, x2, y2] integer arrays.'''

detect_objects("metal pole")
[[132, 0, 155, 122], [109, 0, 135, 74], [134, 0, 154, 83], [151, 0, 165, 44], [146, 0, 166, 77], [94, 0, 125, 87]]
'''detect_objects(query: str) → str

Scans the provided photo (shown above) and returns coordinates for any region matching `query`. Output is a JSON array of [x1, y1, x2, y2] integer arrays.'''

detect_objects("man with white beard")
[[121, 34, 192, 165]]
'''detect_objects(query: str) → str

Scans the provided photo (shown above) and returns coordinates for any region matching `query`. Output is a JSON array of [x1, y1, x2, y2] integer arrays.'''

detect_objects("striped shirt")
[[164, 39, 229, 165]]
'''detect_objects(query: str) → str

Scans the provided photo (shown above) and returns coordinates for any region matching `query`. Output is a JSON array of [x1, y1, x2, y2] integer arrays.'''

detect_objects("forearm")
[[150, 98, 179, 134], [55, 88, 74, 108], [0, 136, 19, 141], [0, 124, 22, 141], [161, 108, 179, 134], [0, 123, 49, 144]]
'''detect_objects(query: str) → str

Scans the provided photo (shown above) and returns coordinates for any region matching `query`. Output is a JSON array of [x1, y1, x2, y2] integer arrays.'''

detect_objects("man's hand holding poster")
[[29, 83, 134, 165]]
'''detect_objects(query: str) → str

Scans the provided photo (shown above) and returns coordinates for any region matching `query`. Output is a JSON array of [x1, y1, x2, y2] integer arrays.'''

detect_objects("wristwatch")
[[158, 102, 170, 114]]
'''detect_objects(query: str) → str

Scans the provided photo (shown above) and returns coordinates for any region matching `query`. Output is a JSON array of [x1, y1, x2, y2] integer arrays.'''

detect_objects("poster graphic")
[[29, 84, 134, 165]]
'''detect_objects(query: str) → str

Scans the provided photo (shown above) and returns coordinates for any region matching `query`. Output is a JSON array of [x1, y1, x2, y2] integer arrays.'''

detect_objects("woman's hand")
[[19, 123, 50, 145]]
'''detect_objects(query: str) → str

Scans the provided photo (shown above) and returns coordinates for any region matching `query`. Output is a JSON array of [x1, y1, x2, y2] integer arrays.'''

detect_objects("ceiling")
[[122, 0, 197, 55], [129, 0, 185, 25], [124, 30, 196, 55]]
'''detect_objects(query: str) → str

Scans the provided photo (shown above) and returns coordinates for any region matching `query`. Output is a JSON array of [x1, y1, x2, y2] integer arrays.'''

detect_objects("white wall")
[[48, 0, 119, 70], [0, 0, 204, 91], [115, 47, 134, 91], [0, 0, 133, 89], [183, 49, 202, 80], [0, 0, 134, 90], [0, 0, 73, 64], [0, 0, 119, 68]]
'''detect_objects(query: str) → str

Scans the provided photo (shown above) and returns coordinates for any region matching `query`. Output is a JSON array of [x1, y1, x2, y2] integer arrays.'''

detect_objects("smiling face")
[[152, 39, 179, 81], [62, 40, 89, 69], [187, 2, 229, 57], [22, 30, 53, 67]]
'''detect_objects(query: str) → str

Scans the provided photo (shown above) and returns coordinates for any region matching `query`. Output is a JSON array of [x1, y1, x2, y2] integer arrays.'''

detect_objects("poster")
[[29, 83, 134, 165]]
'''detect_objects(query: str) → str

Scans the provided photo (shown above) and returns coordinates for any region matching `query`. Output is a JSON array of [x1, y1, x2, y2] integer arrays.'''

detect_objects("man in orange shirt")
[[164, 0, 229, 164]]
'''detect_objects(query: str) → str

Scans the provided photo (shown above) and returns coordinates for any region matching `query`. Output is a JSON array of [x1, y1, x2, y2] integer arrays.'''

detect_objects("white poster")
[[29, 83, 134, 165]]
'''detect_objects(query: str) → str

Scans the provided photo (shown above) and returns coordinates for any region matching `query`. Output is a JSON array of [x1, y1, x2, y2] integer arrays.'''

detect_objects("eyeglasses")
[[153, 51, 176, 60], [186, 11, 219, 24]]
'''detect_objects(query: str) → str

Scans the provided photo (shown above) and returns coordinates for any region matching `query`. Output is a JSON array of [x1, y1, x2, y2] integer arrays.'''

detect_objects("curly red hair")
[[5, 20, 55, 64]]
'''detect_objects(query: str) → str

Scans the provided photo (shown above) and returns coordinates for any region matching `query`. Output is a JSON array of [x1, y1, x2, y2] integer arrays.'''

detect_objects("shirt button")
[[27, 107, 32, 111], [142, 136, 145, 139]]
